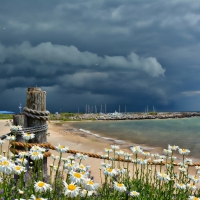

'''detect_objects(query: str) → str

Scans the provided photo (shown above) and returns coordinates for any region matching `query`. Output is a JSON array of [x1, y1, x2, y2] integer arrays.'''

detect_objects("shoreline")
[[62, 121, 200, 163]]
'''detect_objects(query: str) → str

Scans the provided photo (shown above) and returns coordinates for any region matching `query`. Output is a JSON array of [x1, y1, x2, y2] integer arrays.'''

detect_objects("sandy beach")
[[0, 119, 199, 183]]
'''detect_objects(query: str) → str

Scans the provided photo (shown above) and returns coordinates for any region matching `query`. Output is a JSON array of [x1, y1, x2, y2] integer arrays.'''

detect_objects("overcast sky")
[[1, 0, 200, 113]]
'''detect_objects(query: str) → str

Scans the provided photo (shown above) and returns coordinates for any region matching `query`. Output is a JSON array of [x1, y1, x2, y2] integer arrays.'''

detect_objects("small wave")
[[79, 129, 91, 134], [114, 140, 126, 144]]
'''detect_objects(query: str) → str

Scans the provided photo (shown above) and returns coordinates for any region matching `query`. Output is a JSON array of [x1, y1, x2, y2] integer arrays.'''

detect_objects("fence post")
[[13, 87, 48, 177]]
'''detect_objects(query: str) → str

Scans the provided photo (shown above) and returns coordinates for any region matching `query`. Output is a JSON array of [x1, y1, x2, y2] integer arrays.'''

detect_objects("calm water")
[[71, 117, 200, 158]]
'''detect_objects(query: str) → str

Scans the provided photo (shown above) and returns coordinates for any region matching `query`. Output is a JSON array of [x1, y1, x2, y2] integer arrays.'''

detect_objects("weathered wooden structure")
[[12, 87, 49, 175]]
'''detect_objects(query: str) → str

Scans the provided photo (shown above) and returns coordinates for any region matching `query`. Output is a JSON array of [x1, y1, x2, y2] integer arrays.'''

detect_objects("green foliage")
[[0, 114, 13, 119]]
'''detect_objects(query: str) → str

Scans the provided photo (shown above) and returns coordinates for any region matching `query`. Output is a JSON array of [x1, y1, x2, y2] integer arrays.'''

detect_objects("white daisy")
[[142, 151, 150, 157], [16, 158, 28, 165], [64, 162, 76, 172], [70, 171, 85, 184], [188, 175, 200, 183], [63, 181, 80, 198], [101, 154, 109, 159], [18, 151, 28, 158], [104, 148, 113, 153], [176, 183, 186, 190], [51, 154, 59, 160], [80, 189, 94, 197], [168, 144, 179, 151], [22, 132, 35, 140], [184, 158, 193, 165], [34, 181, 52, 193], [30, 146, 45, 153], [104, 168, 117, 177], [61, 157, 68, 163], [113, 181, 126, 192], [187, 183, 197, 191], [55, 144, 68, 153], [84, 178, 99, 191], [124, 156, 132, 161], [163, 149, 172, 155], [130, 146, 142, 154], [77, 164, 88, 172], [178, 167, 187, 172], [179, 148, 190, 155], [157, 172, 170, 182], [0, 140, 4, 145], [6, 135, 16, 141], [130, 191, 140, 197], [13, 165, 25, 175], [0, 155, 7, 161], [124, 152, 133, 157], [115, 150, 124, 156], [10, 125, 22, 131], [0, 160, 14, 174], [29, 151, 43, 160], [188, 196, 200, 200], [30, 194, 48, 200], [138, 158, 150, 165], [76, 153, 88, 160]]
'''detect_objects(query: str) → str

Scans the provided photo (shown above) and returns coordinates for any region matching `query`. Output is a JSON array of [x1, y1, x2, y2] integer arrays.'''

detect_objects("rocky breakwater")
[[79, 112, 200, 121]]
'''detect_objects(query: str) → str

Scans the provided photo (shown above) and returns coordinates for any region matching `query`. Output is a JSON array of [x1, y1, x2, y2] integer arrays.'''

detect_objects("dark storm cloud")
[[0, 0, 200, 112]]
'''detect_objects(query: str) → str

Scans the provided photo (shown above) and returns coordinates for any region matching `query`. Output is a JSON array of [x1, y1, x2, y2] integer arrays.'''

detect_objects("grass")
[[0, 125, 200, 199]]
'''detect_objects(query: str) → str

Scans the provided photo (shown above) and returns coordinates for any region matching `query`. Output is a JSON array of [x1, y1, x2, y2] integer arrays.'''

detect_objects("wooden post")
[[13, 87, 48, 177], [26, 87, 47, 144]]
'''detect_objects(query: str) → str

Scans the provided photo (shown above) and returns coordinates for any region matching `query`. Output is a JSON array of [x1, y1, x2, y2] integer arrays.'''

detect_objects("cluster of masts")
[[83, 104, 126, 114]]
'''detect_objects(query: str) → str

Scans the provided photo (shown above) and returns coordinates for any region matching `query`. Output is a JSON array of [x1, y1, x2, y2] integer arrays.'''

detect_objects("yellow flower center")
[[15, 166, 21, 170], [59, 146, 65, 149], [79, 165, 84, 169], [161, 173, 167, 178], [87, 180, 94, 185], [182, 149, 186, 152], [132, 191, 137, 195], [74, 172, 81, 178], [107, 168, 113, 172], [2, 161, 9, 166], [26, 133, 31, 136], [194, 197, 199, 200], [36, 199, 42, 200], [33, 152, 39, 156], [68, 184, 76, 191], [38, 182, 45, 187], [117, 183, 123, 187]]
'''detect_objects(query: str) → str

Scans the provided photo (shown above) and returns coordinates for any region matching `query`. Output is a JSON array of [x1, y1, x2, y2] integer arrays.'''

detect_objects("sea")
[[70, 117, 200, 159]]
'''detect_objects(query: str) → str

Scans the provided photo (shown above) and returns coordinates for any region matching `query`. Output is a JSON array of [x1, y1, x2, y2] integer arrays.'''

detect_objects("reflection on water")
[[71, 117, 200, 158]]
